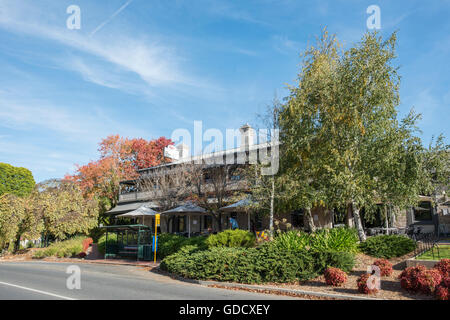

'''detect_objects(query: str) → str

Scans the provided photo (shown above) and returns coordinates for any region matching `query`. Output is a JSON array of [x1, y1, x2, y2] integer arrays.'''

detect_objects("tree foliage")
[[279, 30, 444, 240], [65, 135, 173, 210], [0, 163, 35, 198], [0, 194, 25, 249], [37, 180, 99, 240]]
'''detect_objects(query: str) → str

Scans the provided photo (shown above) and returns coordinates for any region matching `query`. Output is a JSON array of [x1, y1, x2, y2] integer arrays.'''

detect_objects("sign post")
[[154, 214, 160, 263]]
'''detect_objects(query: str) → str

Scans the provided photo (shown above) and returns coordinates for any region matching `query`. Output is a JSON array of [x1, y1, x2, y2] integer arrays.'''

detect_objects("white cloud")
[[0, 0, 209, 92], [0, 95, 148, 143]]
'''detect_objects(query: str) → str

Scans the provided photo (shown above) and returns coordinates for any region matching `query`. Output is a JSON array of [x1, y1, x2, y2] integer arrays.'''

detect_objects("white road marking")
[[0, 281, 76, 300]]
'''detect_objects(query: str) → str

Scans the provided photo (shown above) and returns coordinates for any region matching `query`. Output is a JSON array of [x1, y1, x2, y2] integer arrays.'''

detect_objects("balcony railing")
[[119, 191, 154, 203], [118, 180, 246, 203]]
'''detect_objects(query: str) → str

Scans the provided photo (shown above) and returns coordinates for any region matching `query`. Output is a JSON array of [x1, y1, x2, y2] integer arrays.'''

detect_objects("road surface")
[[0, 261, 298, 300]]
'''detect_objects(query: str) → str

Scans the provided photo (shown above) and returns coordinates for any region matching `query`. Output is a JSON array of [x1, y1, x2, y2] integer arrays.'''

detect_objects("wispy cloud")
[[0, 94, 148, 143], [0, 0, 210, 92], [90, 0, 134, 37], [271, 35, 303, 55]]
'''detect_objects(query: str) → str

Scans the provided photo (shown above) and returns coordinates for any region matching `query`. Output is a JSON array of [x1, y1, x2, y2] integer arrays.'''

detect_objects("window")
[[333, 207, 347, 225], [414, 201, 433, 221], [204, 215, 213, 229], [291, 210, 304, 228], [178, 216, 186, 232], [172, 216, 187, 233]]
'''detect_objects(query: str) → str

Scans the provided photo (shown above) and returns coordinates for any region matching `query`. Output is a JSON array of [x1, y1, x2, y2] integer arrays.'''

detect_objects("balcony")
[[119, 191, 155, 203]]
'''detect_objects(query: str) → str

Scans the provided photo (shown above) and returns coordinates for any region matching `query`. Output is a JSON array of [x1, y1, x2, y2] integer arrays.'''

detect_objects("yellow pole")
[[154, 214, 160, 263]]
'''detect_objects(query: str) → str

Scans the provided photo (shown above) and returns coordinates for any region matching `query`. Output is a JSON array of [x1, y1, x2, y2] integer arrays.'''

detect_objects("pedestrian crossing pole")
[[154, 214, 160, 263]]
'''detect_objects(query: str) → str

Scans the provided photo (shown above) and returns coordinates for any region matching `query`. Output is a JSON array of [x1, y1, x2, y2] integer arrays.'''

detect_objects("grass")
[[416, 245, 450, 260]]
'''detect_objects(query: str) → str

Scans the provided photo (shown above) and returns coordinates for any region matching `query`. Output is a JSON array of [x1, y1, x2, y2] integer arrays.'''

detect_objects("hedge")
[[160, 242, 355, 284], [359, 235, 416, 258], [205, 229, 255, 248]]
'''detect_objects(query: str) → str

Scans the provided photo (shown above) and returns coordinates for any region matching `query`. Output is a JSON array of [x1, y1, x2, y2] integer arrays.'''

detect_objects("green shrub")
[[32, 236, 86, 259], [312, 227, 359, 253], [97, 233, 118, 255], [157, 234, 207, 259], [206, 229, 256, 248], [313, 251, 356, 273], [161, 243, 319, 284], [359, 235, 416, 258], [273, 227, 359, 253], [89, 227, 105, 243], [272, 230, 310, 251]]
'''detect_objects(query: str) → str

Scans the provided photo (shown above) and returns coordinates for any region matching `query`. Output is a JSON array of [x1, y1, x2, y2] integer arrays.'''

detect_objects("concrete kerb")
[[155, 270, 380, 300]]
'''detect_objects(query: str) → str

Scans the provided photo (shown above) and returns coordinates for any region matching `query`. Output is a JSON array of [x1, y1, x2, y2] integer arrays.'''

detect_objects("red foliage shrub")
[[373, 259, 393, 277], [357, 273, 379, 294], [416, 269, 442, 294], [434, 259, 450, 278], [443, 277, 450, 288], [435, 285, 449, 301], [78, 252, 87, 259], [324, 267, 348, 287], [399, 265, 427, 292], [82, 238, 93, 253]]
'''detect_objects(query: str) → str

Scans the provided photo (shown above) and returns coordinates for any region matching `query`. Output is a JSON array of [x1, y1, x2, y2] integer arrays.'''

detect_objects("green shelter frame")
[[100, 224, 153, 261]]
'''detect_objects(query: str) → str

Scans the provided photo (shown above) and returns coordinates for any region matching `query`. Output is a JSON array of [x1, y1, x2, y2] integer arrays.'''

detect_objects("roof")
[[137, 141, 280, 173], [220, 198, 254, 212], [105, 201, 158, 215], [116, 205, 158, 217], [99, 224, 151, 231]]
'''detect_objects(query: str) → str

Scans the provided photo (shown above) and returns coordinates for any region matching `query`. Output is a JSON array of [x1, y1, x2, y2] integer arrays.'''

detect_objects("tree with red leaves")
[[66, 135, 173, 212]]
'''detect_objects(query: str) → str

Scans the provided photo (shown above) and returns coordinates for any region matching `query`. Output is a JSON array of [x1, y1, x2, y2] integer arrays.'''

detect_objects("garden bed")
[[225, 253, 434, 300]]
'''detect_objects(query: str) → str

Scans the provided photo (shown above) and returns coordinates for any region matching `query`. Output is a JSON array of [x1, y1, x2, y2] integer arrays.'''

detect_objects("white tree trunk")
[[352, 202, 366, 241], [304, 207, 316, 232], [385, 206, 389, 235], [269, 177, 275, 239]]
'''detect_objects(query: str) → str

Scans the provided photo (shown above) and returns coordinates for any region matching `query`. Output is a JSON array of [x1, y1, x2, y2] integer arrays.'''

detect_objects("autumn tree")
[[66, 135, 173, 215]]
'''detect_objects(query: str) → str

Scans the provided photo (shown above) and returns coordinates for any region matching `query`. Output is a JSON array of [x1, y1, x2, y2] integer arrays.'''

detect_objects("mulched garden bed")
[[261, 253, 435, 300]]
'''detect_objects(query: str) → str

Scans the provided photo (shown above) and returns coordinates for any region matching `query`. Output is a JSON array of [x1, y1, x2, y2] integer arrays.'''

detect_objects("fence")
[[408, 228, 442, 259]]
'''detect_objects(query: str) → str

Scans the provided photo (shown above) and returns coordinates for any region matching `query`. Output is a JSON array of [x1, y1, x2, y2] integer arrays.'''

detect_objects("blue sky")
[[0, 0, 449, 183]]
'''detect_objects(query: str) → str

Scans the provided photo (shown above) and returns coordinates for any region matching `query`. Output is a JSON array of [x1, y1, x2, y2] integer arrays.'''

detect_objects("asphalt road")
[[0, 261, 298, 300]]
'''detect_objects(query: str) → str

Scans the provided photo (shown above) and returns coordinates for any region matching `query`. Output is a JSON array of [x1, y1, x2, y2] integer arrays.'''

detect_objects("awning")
[[106, 202, 158, 215], [220, 198, 255, 212], [161, 202, 207, 215], [116, 205, 158, 218]]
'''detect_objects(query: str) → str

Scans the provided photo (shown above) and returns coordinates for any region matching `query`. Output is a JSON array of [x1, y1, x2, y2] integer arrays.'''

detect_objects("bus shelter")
[[100, 224, 153, 261]]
